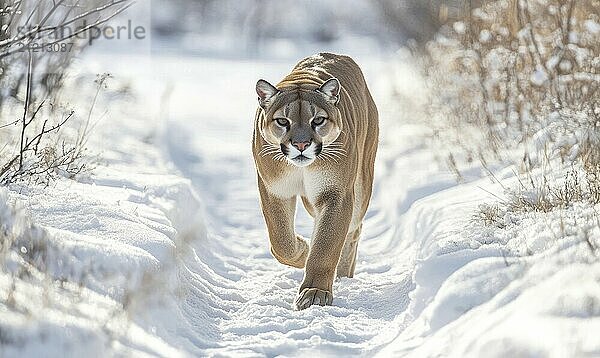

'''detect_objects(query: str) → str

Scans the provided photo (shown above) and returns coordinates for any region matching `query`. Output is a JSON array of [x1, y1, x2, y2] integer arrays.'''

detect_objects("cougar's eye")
[[312, 116, 326, 126], [274, 118, 289, 127]]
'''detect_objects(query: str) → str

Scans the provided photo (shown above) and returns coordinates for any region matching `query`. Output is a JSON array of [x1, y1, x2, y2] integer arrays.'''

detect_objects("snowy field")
[[1, 41, 600, 358]]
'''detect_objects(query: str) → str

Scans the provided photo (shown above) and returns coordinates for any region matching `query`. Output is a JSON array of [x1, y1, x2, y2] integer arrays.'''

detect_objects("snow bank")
[[0, 186, 183, 357], [380, 165, 600, 357], [0, 61, 209, 356]]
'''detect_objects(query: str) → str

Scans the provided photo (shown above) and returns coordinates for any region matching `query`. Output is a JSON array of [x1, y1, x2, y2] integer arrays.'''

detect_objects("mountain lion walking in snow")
[[252, 53, 379, 310]]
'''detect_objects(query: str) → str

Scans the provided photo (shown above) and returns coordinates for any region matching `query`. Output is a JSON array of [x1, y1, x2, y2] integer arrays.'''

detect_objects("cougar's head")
[[255, 78, 342, 167]]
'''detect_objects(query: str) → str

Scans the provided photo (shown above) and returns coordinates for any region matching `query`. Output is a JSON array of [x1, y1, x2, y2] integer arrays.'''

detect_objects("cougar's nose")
[[292, 140, 311, 152]]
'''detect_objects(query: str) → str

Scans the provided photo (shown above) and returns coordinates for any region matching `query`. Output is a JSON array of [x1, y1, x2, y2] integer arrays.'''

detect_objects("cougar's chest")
[[268, 166, 331, 202]]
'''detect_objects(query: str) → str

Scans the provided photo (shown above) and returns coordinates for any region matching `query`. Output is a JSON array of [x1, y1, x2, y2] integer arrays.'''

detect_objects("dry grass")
[[422, 0, 599, 168], [476, 161, 600, 229], [474, 202, 505, 228], [0, 0, 126, 185], [415, 0, 600, 232]]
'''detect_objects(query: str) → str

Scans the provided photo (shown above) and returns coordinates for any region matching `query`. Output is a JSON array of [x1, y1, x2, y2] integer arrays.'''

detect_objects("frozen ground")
[[1, 48, 599, 357]]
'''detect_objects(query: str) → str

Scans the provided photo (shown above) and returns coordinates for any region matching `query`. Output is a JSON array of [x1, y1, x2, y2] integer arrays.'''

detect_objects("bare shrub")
[[473, 202, 505, 228], [0, 0, 131, 103], [0, 1, 130, 185], [422, 0, 599, 168], [0, 190, 50, 278], [0, 66, 112, 185]]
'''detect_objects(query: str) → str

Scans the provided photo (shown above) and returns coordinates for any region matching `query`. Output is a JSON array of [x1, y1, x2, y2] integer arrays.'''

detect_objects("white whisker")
[[323, 148, 347, 157], [259, 142, 287, 160], [325, 153, 343, 162], [327, 154, 340, 164], [326, 148, 347, 154], [260, 149, 280, 157], [326, 150, 347, 158], [325, 142, 345, 147], [319, 152, 339, 164]]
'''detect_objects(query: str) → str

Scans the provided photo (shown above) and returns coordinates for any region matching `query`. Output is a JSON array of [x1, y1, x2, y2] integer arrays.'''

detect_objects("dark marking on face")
[[280, 143, 288, 155], [315, 142, 323, 156]]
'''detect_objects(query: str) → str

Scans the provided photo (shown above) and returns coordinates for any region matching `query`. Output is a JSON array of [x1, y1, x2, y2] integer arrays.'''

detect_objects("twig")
[[0, 119, 20, 130], [18, 51, 33, 171]]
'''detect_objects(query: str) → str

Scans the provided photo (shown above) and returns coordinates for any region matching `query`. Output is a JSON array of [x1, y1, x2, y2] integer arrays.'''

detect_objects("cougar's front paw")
[[294, 288, 333, 310]]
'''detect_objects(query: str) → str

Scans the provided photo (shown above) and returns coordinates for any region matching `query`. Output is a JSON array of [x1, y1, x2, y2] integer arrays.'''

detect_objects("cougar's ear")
[[256, 79, 278, 109], [317, 77, 341, 105]]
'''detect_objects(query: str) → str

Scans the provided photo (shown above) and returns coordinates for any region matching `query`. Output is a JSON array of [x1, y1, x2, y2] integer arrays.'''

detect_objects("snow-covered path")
[[156, 54, 455, 355], [5, 49, 598, 357]]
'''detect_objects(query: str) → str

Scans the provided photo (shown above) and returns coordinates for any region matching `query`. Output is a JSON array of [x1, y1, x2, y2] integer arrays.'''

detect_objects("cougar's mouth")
[[289, 154, 314, 167], [278, 142, 323, 167]]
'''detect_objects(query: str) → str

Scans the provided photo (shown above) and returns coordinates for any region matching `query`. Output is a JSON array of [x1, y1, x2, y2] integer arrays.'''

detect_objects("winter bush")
[[412, 0, 600, 223], [422, 0, 599, 168], [0, 0, 129, 185]]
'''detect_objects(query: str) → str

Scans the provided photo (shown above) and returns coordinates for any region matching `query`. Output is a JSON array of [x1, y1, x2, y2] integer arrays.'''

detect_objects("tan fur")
[[252, 53, 379, 310]]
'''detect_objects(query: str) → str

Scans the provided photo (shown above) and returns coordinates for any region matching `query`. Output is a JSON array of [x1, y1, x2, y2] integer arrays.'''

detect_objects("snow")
[[479, 29, 492, 43], [1, 35, 599, 358], [531, 68, 549, 85], [379, 171, 600, 357], [453, 22, 466, 35], [584, 20, 600, 35]]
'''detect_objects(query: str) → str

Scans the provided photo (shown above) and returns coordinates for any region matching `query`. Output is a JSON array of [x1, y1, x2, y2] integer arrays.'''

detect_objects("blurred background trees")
[[149, 0, 455, 56]]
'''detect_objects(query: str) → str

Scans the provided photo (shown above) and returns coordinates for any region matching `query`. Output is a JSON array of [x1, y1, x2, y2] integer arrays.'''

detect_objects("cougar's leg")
[[258, 177, 308, 268], [295, 190, 353, 310], [336, 224, 361, 278]]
